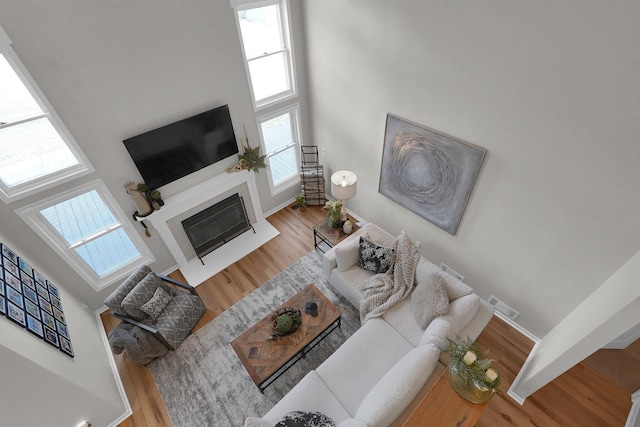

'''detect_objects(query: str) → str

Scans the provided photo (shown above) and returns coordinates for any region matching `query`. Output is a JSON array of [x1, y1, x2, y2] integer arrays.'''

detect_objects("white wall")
[[301, 0, 640, 337], [0, 234, 127, 426]]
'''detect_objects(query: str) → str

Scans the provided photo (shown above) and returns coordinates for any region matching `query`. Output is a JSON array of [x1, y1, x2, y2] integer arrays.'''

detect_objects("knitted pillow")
[[356, 236, 395, 274], [140, 287, 173, 320], [411, 273, 449, 329]]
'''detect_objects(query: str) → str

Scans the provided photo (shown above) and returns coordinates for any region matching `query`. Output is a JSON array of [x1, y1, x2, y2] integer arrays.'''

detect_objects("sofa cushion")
[[274, 411, 335, 427], [337, 420, 368, 427], [355, 344, 439, 427], [316, 318, 413, 416], [381, 299, 424, 347], [330, 266, 374, 308], [140, 286, 173, 320], [357, 237, 395, 274], [410, 273, 449, 329], [121, 272, 172, 321], [414, 258, 473, 301], [262, 371, 351, 425], [419, 293, 481, 350], [104, 265, 152, 316], [364, 224, 397, 249], [335, 236, 363, 272]]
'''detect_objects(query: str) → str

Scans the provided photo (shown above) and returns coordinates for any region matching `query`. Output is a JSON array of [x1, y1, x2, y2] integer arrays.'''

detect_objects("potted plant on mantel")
[[446, 337, 501, 404], [237, 125, 267, 173]]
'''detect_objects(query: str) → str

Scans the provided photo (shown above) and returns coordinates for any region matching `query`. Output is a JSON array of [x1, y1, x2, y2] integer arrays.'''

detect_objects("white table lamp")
[[331, 170, 357, 221]]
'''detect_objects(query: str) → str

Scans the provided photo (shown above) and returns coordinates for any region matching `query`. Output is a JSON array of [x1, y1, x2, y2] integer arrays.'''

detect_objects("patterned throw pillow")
[[140, 287, 173, 320], [356, 236, 395, 274], [274, 411, 335, 427], [411, 273, 449, 329]]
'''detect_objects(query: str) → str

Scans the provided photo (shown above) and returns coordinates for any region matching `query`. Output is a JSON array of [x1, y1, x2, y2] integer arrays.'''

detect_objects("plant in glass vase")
[[323, 200, 343, 228], [446, 337, 501, 404]]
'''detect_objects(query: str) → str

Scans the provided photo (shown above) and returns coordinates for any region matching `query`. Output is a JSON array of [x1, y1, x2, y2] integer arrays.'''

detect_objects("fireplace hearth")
[[182, 193, 254, 263]]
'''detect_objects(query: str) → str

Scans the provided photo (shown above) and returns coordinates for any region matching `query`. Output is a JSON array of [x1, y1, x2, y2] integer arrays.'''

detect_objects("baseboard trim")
[[625, 390, 640, 427], [95, 306, 133, 427], [494, 310, 540, 343]]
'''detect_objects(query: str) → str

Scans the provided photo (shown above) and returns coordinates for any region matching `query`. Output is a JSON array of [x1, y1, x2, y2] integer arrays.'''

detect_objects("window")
[[257, 104, 302, 195], [233, 0, 297, 109], [16, 180, 154, 290], [0, 25, 93, 203]]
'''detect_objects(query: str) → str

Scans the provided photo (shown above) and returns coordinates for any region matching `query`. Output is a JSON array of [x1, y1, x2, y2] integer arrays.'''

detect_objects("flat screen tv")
[[123, 104, 238, 190]]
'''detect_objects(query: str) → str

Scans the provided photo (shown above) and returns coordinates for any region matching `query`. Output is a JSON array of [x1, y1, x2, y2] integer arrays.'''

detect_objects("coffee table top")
[[230, 284, 341, 388]]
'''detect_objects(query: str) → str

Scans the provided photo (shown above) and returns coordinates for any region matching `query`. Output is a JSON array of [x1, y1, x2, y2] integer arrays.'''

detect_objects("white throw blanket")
[[359, 233, 421, 323]]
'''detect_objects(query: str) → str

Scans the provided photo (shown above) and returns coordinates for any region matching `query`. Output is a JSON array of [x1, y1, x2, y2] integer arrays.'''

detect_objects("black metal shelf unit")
[[299, 146, 325, 206]]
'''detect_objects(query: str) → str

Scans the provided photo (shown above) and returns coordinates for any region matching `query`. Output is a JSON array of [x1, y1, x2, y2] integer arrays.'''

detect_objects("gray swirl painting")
[[379, 114, 486, 235]]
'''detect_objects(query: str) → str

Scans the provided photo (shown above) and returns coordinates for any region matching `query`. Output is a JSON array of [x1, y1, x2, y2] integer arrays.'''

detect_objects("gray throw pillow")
[[121, 272, 172, 321], [411, 273, 449, 329], [356, 236, 395, 274], [140, 287, 173, 320]]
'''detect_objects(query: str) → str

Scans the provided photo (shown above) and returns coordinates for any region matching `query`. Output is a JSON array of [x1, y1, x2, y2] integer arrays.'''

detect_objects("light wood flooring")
[[100, 205, 634, 427]]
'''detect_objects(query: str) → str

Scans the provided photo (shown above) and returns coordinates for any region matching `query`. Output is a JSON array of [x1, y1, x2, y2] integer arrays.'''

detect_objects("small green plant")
[[238, 139, 267, 173], [323, 199, 343, 228], [295, 194, 307, 207]]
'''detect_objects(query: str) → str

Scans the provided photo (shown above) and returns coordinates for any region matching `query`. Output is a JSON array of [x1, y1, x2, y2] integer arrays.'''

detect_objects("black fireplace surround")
[[182, 193, 254, 263]]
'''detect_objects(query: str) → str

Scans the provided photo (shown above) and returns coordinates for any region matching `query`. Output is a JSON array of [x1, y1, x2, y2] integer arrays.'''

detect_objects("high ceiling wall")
[[302, 0, 640, 337]]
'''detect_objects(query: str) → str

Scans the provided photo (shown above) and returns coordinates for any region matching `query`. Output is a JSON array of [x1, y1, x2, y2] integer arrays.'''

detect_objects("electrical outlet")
[[415, 241, 421, 248]]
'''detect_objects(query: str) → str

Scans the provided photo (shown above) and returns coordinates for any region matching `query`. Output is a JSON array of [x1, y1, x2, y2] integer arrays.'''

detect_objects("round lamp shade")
[[331, 170, 357, 200]]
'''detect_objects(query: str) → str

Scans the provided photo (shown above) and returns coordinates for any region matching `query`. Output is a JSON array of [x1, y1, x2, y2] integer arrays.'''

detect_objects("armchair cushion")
[[104, 265, 152, 316], [152, 293, 206, 350], [122, 272, 172, 321]]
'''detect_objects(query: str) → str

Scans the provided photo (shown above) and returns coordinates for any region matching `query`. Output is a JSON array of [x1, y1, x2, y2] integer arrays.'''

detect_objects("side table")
[[313, 219, 360, 253]]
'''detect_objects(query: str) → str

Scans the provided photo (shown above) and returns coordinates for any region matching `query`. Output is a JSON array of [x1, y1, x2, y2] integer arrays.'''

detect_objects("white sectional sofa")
[[246, 223, 494, 427]]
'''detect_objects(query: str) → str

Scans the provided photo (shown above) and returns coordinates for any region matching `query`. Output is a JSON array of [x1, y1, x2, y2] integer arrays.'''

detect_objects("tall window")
[[257, 104, 302, 195], [233, 0, 296, 110], [0, 26, 93, 202], [16, 180, 154, 290]]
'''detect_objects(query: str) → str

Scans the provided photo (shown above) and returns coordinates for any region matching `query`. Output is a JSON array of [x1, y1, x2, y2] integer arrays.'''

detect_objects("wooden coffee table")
[[230, 284, 341, 393]]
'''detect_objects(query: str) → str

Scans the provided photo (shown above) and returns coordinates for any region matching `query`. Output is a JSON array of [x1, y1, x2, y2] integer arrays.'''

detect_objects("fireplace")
[[182, 193, 254, 263], [143, 170, 280, 286]]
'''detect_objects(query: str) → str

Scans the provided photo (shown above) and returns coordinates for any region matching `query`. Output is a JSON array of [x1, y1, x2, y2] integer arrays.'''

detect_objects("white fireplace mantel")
[[142, 170, 279, 285]]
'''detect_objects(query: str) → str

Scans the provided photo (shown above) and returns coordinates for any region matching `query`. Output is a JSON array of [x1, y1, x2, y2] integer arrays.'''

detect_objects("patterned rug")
[[148, 251, 360, 427]]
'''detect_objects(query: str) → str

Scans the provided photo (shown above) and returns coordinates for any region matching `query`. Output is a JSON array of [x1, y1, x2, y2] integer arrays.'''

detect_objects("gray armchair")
[[104, 265, 206, 351]]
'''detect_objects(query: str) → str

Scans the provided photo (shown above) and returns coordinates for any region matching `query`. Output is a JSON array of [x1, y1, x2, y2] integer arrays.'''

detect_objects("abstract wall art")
[[379, 114, 486, 235]]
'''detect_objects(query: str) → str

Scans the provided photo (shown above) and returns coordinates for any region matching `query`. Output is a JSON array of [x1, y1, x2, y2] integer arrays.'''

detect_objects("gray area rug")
[[149, 251, 360, 427]]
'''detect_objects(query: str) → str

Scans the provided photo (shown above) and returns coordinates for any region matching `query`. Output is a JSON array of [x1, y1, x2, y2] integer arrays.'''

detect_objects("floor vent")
[[440, 263, 464, 281], [487, 295, 519, 320]]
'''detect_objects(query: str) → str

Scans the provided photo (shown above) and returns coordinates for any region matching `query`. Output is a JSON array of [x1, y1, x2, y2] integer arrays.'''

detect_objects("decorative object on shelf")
[[0, 243, 74, 357], [379, 114, 486, 235], [323, 199, 343, 228], [135, 183, 164, 211], [446, 337, 500, 404], [125, 181, 152, 216], [342, 219, 353, 234], [237, 125, 267, 173], [270, 307, 302, 338], [331, 170, 357, 222]]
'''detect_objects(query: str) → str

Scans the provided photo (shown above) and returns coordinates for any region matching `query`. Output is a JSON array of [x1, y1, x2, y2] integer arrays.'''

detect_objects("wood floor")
[[100, 205, 634, 427]]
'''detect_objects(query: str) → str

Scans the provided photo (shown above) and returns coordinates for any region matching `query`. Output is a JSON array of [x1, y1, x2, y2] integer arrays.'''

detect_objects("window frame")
[[0, 26, 94, 203], [231, 0, 298, 110], [256, 103, 302, 196], [15, 179, 155, 291]]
